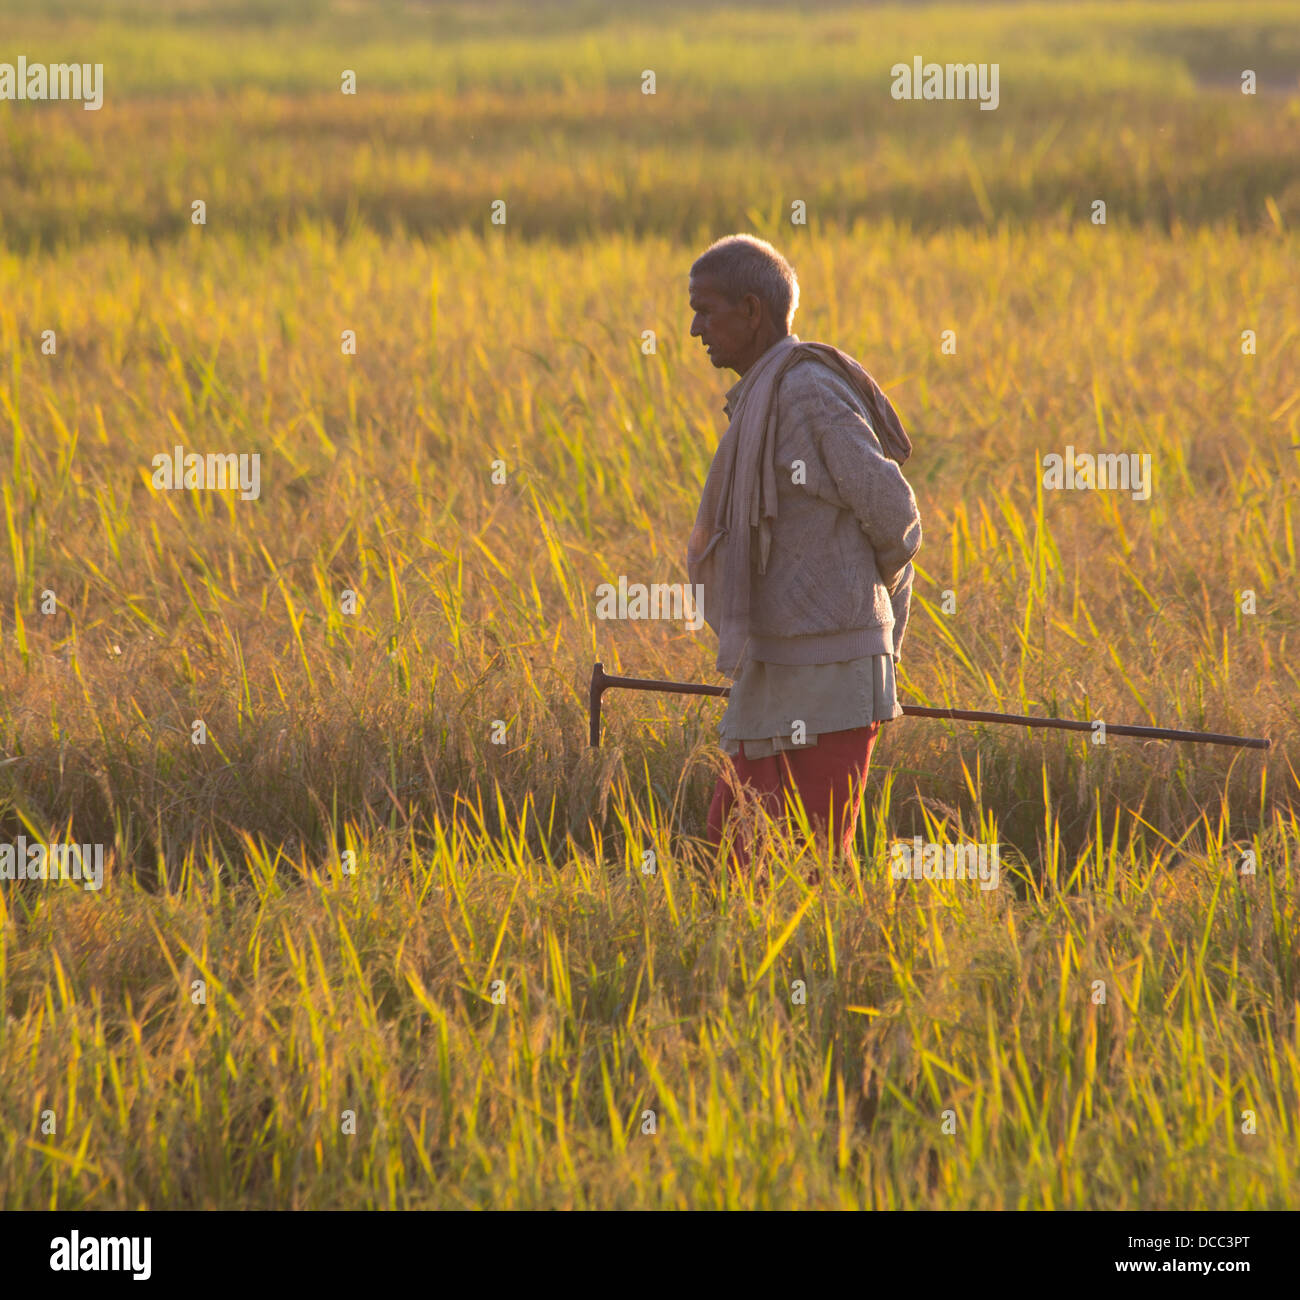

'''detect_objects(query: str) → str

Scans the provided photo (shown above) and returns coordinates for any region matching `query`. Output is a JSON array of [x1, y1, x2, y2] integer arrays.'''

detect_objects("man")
[[686, 234, 922, 869]]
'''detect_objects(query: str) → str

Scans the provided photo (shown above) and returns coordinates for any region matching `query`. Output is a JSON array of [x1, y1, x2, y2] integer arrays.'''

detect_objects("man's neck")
[[735, 329, 792, 377]]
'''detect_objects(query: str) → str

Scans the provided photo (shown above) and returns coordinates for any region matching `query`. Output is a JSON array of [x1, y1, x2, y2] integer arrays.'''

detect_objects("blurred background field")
[[1, 0, 1299, 1210], [4, 0, 1300, 249]]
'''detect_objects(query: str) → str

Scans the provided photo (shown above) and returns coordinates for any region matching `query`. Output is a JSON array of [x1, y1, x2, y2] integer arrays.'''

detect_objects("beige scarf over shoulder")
[[686, 334, 912, 677]]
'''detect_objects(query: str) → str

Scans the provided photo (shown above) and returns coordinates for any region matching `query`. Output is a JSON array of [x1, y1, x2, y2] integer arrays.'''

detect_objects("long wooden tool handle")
[[587, 662, 1270, 750]]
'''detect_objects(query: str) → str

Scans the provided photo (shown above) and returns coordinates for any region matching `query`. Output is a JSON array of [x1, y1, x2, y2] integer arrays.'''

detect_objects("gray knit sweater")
[[734, 354, 922, 665]]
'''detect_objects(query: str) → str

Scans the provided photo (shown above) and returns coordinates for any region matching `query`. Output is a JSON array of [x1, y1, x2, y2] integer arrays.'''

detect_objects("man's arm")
[[781, 361, 923, 590], [888, 560, 914, 662]]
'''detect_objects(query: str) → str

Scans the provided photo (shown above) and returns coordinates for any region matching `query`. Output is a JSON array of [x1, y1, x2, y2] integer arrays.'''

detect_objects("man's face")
[[689, 273, 760, 373]]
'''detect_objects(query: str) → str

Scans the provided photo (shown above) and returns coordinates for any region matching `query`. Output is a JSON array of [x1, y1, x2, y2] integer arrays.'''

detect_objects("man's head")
[[689, 234, 799, 376]]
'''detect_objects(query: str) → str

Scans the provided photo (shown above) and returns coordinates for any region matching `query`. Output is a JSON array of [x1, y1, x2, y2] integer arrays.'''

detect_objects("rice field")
[[0, 0, 1298, 1210]]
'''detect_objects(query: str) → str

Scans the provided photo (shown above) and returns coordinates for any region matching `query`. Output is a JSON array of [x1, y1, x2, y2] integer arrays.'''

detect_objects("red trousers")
[[705, 722, 882, 869]]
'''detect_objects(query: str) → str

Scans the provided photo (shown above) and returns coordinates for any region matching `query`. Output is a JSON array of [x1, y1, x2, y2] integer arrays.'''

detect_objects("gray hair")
[[690, 234, 799, 332]]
